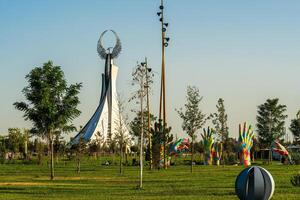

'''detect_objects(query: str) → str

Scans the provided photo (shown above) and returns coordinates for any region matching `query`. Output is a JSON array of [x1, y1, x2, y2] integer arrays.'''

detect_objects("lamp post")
[[157, 0, 170, 169]]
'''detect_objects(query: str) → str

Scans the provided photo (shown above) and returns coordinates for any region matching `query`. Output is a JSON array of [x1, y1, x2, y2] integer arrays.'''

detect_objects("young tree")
[[130, 58, 154, 171], [77, 134, 86, 174], [96, 131, 104, 157], [33, 138, 46, 165], [130, 111, 156, 166], [209, 98, 229, 165], [130, 62, 146, 189], [7, 128, 23, 155], [290, 110, 300, 144], [114, 95, 131, 174], [210, 98, 229, 142], [53, 134, 66, 163], [256, 98, 287, 147], [0, 136, 7, 159], [14, 61, 82, 180], [23, 129, 31, 160], [176, 86, 206, 172], [130, 59, 158, 187]]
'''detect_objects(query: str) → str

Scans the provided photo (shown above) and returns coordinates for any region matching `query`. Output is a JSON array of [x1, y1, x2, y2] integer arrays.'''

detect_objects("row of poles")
[[133, 0, 170, 189]]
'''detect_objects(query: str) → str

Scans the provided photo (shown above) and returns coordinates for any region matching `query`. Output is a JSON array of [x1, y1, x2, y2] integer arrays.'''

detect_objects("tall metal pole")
[[159, 0, 164, 120], [145, 58, 153, 170], [139, 69, 144, 189], [161, 5, 167, 126], [159, 0, 166, 123], [157, 0, 170, 170]]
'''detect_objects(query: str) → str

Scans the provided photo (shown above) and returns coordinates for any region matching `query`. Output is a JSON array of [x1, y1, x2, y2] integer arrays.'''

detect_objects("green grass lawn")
[[0, 159, 299, 200]]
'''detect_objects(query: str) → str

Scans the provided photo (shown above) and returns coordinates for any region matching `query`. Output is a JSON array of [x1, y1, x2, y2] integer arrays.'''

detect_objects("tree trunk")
[[191, 137, 194, 173], [24, 136, 28, 160], [77, 155, 80, 174], [97, 145, 101, 160], [270, 149, 273, 164], [164, 139, 167, 169], [119, 143, 123, 174], [50, 134, 54, 180]]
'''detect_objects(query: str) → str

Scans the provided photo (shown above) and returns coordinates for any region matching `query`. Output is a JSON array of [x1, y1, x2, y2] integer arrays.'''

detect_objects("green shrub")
[[291, 152, 300, 165], [291, 171, 300, 187], [223, 152, 237, 165], [0, 157, 5, 164]]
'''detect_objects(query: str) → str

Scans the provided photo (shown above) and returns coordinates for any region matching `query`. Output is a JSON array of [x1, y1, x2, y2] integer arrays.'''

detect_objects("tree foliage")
[[176, 86, 206, 139], [129, 111, 156, 141], [209, 98, 229, 142], [114, 95, 132, 174], [176, 86, 206, 172], [290, 110, 300, 144], [14, 61, 82, 179], [7, 128, 24, 154], [256, 98, 287, 147], [73, 133, 86, 174], [88, 131, 105, 158]]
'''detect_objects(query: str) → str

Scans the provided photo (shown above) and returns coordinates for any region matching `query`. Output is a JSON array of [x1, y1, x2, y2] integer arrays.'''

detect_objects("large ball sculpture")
[[235, 166, 275, 200]]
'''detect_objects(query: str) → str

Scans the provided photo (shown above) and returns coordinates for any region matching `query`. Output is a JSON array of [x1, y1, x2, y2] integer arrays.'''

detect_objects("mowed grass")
[[0, 159, 299, 200]]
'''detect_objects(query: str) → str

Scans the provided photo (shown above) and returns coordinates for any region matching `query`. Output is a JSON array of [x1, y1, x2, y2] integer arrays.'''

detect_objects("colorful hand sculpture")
[[238, 122, 254, 167], [212, 142, 223, 166], [170, 138, 190, 155], [271, 141, 289, 156], [159, 145, 164, 167], [271, 141, 293, 164], [201, 127, 214, 165], [159, 142, 172, 167]]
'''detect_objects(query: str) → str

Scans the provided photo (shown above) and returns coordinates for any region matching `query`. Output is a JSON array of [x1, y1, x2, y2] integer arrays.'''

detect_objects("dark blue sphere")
[[235, 166, 275, 200]]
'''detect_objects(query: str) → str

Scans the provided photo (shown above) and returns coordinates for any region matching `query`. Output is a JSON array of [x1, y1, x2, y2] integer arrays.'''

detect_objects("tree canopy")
[[14, 61, 82, 179], [290, 110, 300, 144], [177, 86, 206, 139], [256, 98, 287, 147], [210, 98, 229, 142], [129, 111, 156, 141], [176, 86, 206, 172]]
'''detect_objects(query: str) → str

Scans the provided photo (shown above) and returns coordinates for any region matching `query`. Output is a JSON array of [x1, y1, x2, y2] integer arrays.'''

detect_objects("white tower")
[[72, 30, 129, 145]]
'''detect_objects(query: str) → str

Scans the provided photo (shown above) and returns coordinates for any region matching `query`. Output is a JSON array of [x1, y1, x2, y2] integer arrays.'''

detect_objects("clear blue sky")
[[0, 0, 300, 141]]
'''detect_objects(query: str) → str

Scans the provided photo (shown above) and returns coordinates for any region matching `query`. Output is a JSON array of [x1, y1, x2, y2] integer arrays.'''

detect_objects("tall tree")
[[14, 61, 82, 180], [256, 98, 287, 147], [176, 86, 206, 172], [290, 110, 300, 144], [210, 98, 229, 142]]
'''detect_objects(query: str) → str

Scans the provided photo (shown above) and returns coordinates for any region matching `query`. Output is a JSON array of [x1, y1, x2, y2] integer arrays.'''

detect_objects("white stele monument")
[[71, 30, 129, 145]]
